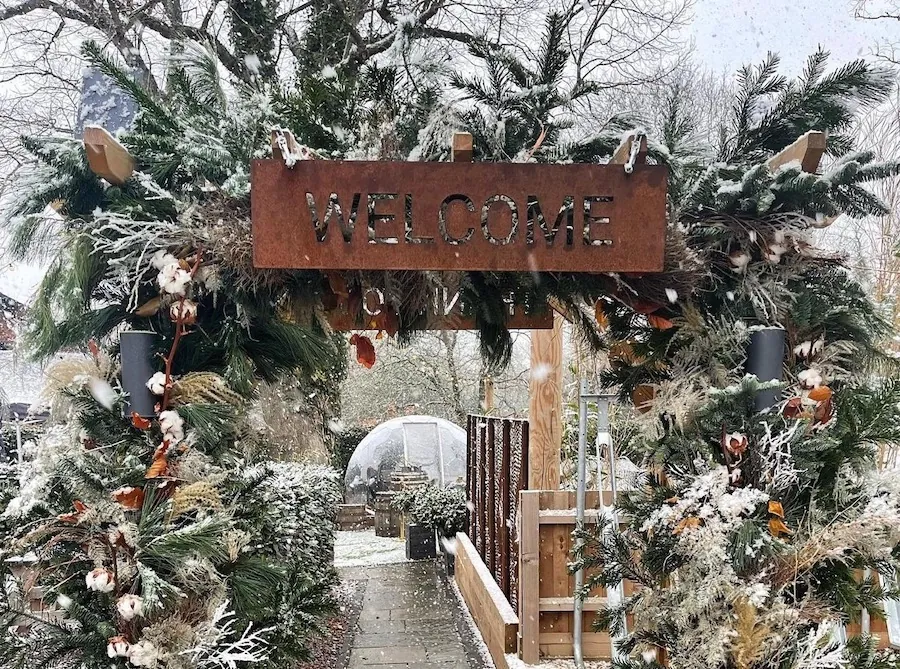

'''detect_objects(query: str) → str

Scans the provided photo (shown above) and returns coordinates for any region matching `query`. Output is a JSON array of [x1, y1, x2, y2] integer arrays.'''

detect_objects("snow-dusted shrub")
[[237, 462, 342, 665], [395, 484, 467, 537]]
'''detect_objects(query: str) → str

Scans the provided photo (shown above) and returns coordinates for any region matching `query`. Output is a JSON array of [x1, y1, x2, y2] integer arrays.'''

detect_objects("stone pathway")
[[340, 561, 483, 669]]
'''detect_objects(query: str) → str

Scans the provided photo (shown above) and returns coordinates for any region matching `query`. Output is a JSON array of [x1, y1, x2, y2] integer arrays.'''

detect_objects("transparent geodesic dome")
[[343, 415, 467, 505]]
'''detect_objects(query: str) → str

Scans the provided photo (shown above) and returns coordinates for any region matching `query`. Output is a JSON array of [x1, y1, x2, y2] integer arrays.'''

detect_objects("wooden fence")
[[518, 490, 633, 663], [466, 414, 529, 609]]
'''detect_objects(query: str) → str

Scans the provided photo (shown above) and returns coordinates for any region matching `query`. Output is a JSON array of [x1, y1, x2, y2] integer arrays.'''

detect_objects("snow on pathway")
[[334, 529, 409, 567]]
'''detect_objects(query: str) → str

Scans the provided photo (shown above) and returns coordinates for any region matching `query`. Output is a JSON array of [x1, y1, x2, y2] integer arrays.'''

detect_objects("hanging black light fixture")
[[120, 330, 157, 418], [745, 327, 786, 411]]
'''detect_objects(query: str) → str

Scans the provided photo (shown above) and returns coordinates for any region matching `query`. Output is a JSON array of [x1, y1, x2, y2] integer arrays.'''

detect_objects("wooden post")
[[452, 132, 474, 162], [766, 130, 826, 173], [483, 377, 495, 414], [519, 490, 541, 664], [528, 311, 564, 490]]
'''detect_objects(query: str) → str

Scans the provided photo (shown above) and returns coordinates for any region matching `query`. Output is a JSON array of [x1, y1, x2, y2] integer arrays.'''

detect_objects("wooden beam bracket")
[[766, 130, 826, 174], [611, 131, 648, 173], [83, 126, 134, 186], [452, 131, 474, 162]]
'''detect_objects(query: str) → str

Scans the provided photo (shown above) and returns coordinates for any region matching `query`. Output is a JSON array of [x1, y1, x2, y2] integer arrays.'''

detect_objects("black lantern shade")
[[120, 330, 157, 418], [745, 327, 786, 411]]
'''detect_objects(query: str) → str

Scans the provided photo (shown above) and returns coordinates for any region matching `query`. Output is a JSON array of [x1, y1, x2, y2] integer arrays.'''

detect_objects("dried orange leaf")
[[673, 517, 701, 535], [632, 385, 655, 414], [131, 412, 152, 430], [146, 455, 168, 479], [350, 334, 376, 369], [647, 314, 675, 330], [768, 517, 793, 537], [768, 501, 784, 518], [112, 486, 145, 510], [594, 300, 609, 328], [808, 385, 833, 402], [783, 397, 804, 419]]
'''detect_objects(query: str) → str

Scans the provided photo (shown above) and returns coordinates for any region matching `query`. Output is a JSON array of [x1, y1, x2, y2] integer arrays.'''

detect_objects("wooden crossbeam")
[[767, 130, 826, 173], [83, 126, 134, 185]]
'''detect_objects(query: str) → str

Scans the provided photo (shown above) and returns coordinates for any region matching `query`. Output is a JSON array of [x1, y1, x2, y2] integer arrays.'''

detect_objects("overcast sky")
[[691, 0, 894, 75]]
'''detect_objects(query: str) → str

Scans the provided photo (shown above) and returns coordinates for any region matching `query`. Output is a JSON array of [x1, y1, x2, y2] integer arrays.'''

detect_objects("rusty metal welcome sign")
[[251, 160, 667, 272]]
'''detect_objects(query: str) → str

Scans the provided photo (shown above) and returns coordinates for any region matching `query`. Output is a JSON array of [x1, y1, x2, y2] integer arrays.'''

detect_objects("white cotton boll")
[[86, 567, 115, 593], [793, 341, 813, 358], [116, 594, 144, 620], [56, 594, 72, 609], [158, 262, 191, 296], [321, 65, 337, 79], [641, 649, 658, 663], [107, 636, 131, 658], [146, 371, 167, 396], [150, 250, 175, 270], [158, 410, 184, 443], [798, 368, 824, 389], [812, 337, 824, 355], [88, 377, 117, 410], [169, 299, 198, 324], [128, 640, 159, 667], [665, 288, 678, 303]]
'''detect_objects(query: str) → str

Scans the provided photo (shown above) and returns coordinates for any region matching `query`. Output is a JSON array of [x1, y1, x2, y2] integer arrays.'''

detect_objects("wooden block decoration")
[[83, 126, 134, 185], [766, 130, 826, 173], [452, 132, 474, 162]]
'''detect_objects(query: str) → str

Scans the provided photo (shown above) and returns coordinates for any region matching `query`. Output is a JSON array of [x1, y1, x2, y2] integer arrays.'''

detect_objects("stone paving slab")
[[341, 560, 483, 669]]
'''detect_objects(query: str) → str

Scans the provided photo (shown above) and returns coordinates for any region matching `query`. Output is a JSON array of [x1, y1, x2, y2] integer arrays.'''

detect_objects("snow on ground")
[[334, 529, 409, 567]]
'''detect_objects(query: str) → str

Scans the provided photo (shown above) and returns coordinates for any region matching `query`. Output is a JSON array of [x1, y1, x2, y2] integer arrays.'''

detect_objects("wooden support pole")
[[483, 377, 495, 414], [527, 311, 563, 490], [766, 130, 826, 173], [452, 132, 474, 162], [83, 126, 134, 185]]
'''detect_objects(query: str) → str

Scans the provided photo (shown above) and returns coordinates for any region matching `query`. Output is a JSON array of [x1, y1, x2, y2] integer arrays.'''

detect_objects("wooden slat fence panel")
[[466, 414, 528, 609]]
